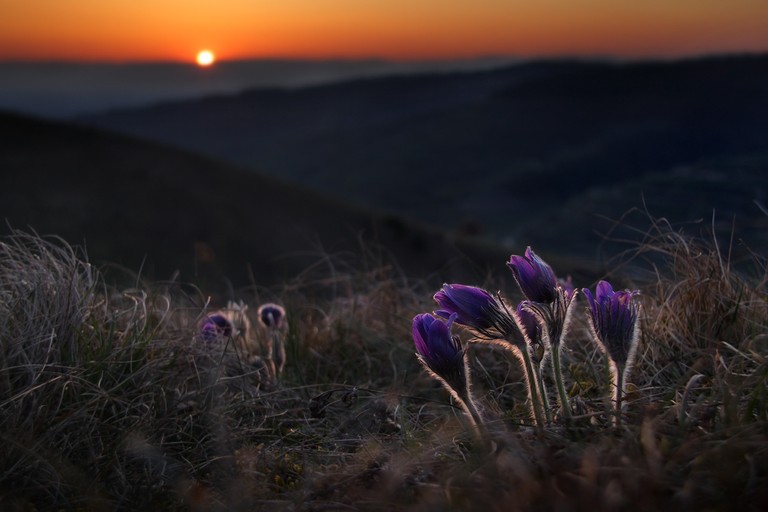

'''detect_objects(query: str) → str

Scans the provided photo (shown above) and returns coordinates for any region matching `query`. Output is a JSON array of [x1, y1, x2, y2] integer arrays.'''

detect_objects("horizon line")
[[2, 50, 766, 66]]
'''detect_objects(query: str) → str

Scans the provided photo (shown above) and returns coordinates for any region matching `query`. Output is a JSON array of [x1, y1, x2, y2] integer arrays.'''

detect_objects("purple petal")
[[434, 283, 496, 330], [515, 301, 540, 343], [596, 280, 615, 301], [412, 312, 462, 376], [507, 247, 558, 303]]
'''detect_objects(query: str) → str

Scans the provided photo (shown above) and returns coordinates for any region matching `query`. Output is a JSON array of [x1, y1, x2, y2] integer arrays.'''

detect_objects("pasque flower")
[[515, 302, 541, 347], [434, 282, 547, 427], [200, 313, 234, 342], [257, 303, 288, 383], [515, 302, 549, 373], [413, 313, 465, 390], [434, 283, 517, 340], [413, 313, 484, 432], [507, 247, 558, 303], [583, 281, 641, 367], [583, 280, 642, 427], [509, 246, 577, 419], [258, 303, 286, 329]]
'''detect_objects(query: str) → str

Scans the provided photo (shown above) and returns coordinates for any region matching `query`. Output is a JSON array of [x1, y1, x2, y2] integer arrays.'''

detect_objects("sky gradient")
[[3, 1, 768, 62]]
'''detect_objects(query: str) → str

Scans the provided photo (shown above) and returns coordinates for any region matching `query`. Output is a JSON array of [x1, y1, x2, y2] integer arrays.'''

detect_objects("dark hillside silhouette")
[[0, 111, 520, 288], [78, 55, 768, 258]]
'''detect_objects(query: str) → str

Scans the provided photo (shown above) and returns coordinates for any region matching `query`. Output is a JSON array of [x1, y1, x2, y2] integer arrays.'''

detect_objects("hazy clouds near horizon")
[[0, 58, 517, 118]]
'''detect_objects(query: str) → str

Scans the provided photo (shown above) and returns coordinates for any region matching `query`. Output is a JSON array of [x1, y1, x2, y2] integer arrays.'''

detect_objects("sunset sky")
[[2, 1, 768, 63]]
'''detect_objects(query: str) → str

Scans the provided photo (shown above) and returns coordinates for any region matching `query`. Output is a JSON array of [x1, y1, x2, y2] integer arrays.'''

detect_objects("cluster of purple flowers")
[[198, 302, 288, 385], [413, 246, 642, 430]]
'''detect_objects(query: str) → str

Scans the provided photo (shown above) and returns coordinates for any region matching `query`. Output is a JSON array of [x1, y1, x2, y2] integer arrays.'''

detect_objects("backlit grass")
[[0, 221, 766, 511]]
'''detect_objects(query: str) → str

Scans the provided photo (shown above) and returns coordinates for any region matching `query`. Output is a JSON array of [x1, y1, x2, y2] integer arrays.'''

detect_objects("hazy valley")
[[74, 54, 768, 264]]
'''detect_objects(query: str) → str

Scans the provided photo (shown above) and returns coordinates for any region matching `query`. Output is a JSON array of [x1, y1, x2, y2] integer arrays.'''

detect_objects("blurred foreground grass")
[[1, 219, 766, 511]]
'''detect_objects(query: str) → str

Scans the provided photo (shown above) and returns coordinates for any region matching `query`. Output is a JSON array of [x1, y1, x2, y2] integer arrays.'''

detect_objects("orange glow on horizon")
[[1, 1, 768, 62]]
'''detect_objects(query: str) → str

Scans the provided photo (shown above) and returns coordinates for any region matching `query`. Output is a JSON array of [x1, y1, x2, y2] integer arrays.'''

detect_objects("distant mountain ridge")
[[77, 55, 768, 258], [0, 57, 518, 118]]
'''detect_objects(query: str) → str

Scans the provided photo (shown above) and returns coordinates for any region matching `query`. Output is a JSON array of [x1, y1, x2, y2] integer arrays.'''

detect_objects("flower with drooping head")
[[507, 247, 558, 304], [434, 284, 495, 330], [582, 280, 641, 368], [258, 303, 286, 329], [435, 283, 542, 426], [413, 313, 466, 391], [412, 312, 486, 432], [200, 313, 234, 342], [434, 283, 517, 339]]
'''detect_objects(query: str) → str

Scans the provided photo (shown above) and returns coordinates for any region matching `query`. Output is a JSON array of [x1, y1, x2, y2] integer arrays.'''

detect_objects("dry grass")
[[0, 221, 766, 511]]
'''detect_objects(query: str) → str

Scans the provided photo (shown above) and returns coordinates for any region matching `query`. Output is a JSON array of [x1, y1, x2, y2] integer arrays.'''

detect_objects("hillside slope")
[[0, 111, 519, 289]]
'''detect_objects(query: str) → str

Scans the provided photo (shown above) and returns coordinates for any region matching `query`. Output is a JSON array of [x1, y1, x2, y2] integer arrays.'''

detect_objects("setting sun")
[[196, 50, 215, 67]]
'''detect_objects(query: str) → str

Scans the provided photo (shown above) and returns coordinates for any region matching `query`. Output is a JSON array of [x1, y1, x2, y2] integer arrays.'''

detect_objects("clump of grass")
[[0, 230, 424, 509], [612, 215, 768, 426], [1, 219, 767, 511]]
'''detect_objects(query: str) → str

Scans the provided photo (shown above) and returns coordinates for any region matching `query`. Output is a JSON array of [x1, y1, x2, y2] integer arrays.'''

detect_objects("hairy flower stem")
[[459, 350, 486, 433], [470, 338, 543, 429], [550, 344, 572, 420], [459, 389, 485, 432], [519, 346, 546, 429], [444, 383, 486, 439], [603, 353, 613, 413], [533, 362, 552, 424], [612, 363, 625, 428], [417, 359, 486, 440], [271, 330, 285, 382]]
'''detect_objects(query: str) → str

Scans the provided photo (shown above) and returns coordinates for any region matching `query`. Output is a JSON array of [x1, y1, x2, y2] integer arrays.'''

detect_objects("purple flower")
[[434, 284, 498, 331], [200, 313, 234, 342], [412, 313, 465, 386], [515, 302, 541, 344], [583, 280, 641, 366], [433, 283, 519, 340], [507, 247, 558, 303], [258, 303, 286, 329]]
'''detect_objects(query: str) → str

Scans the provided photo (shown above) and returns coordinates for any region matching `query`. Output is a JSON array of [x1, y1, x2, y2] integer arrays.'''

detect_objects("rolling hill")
[[77, 55, 768, 261], [0, 111, 524, 290]]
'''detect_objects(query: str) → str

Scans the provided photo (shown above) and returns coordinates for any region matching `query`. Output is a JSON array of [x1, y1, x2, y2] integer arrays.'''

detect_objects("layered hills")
[[77, 55, 768, 261]]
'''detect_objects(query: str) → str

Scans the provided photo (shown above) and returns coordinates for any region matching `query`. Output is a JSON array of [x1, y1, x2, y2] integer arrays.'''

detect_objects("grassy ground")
[[0, 219, 766, 511]]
